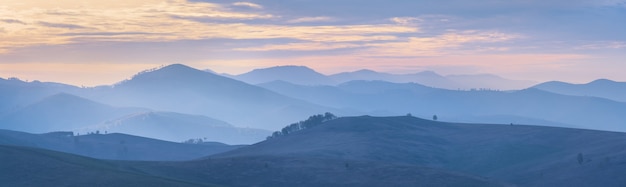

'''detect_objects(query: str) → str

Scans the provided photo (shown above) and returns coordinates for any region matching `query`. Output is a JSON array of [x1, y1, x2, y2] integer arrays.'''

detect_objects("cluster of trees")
[[267, 112, 337, 139], [182, 137, 208, 144]]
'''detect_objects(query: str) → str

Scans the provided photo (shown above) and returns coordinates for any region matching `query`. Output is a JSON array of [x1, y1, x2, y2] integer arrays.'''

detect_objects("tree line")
[[267, 112, 337, 139]]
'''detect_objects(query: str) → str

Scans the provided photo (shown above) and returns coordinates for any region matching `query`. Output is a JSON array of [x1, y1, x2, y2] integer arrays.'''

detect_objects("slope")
[[0, 129, 242, 161], [259, 80, 626, 132], [0, 145, 208, 186], [446, 74, 536, 90], [86, 64, 338, 130], [218, 116, 626, 187], [83, 111, 271, 144], [0, 78, 80, 115], [329, 69, 459, 88], [0, 93, 145, 133], [533, 79, 626, 102], [233, 65, 336, 85]]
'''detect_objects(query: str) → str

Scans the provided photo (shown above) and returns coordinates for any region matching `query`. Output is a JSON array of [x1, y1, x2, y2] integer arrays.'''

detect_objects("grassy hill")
[[0, 129, 242, 161], [0, 145, 212, 187], [4, 115, 626, 186], [216, 116, 626, 186]]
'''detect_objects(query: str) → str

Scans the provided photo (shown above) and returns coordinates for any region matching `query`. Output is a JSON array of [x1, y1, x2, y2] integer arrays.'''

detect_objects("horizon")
[[0, 63, 621, 87], [1, 0, 625, 86]]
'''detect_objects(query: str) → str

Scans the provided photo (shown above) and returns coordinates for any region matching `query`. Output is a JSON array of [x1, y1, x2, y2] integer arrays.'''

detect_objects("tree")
[[269, 112, 338, 139], [432, 115, 438, 121], [578, 153, 584, 165]]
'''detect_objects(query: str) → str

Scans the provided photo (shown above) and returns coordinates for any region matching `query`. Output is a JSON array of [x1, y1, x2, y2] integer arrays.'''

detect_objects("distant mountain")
[[0, 91, 266, 144], [82, 111, 271, 144], [329, 69, 533, 90], [0, 93, 144, 133], [0, 78, 80, 115], [0, 145, 203, 186], [218, 116, 626, 186], [446, 74, 536, 90], [0, 129, 242, 161], [533, 79, 626, 102], [258, 80, 626, 131], [85, 64, 338, 130], [233, 65, 336, 85], [329, 69, 458, 88]]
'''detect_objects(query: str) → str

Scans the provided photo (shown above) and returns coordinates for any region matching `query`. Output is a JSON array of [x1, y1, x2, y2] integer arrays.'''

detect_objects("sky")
[[0, 0, 625, 86]]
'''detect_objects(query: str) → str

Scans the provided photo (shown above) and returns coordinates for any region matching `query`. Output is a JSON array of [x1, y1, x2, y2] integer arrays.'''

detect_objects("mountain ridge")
[[533, 79, 626, 102]]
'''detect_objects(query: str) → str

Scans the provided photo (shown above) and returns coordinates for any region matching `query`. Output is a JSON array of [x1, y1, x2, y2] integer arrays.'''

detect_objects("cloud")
[[235, 42, 362, 51], [38, 21, 88, 29], [0, 0, 418, 54], [287, 16, 334, 23], [390, 17, 422, 25], [354, 31, 520, 57], [232, 2, 263, 9], [575, 41, 626, 50], [1, 19, 26, 24]]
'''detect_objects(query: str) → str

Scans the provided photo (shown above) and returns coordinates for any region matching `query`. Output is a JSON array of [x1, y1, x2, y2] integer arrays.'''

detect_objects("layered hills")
[[0, 129, 241, 161], [5, 115, 625, 186]]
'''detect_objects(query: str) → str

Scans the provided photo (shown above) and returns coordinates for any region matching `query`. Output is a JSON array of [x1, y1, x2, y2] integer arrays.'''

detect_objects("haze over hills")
[[1, 63, 625, 143], [230, 66, 536, 90], [258, 80, 626, 131], [0, 90, 271, 144], [1, 64, 625, 143], [82, 111, 271, 144], [233, 65, 336, 85], [533, 79, 626, 102], [84, 64, 338, 130], [446, 74, 537, 91], [0, 78, 81, 115], [0, 93, 145, 133], [0, 129, 241, 161], [329, 69, 460, 88]]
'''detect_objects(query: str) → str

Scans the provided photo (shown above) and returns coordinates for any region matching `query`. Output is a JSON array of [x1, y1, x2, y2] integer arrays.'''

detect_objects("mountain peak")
[[250, 65, 316, 73], [589, 79, 617, 85], [117, 64, 226, 87], [147, 64, 198, 75], [40, 92, 94, 104], [415, 70, 442, 77], [235, 65, 335, 85]]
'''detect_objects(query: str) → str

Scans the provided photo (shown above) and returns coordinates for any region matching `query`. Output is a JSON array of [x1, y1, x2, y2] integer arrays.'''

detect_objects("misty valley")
[[2, 64, 626, 186]]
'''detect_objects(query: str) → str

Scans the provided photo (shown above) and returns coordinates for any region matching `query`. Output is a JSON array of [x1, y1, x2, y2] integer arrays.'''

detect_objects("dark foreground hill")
[[4, 116, 626, 186], [0, 144, 501, 187], [217, 116, 626, 187], [0, 130, 241, 161], [0, 145, 209, 187]]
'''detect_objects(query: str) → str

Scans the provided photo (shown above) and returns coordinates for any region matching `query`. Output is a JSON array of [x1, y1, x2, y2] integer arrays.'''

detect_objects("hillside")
[[0, 145, 208, 187], [85, 64, 338, 130], [329, 69, 460, 88], [0, 93, 145, 133], [234, 65, 336, 85], [533, 79, 626, 102], [5, 115, 626, 186], [134, 155, 502, 187], [258, 80, 626, 132], [0, 78, 80, 115], [0, 129, 242, 161], [218, 116, 626, 186], [328, 69, 534, 90], [82, 111, 271, 144]]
